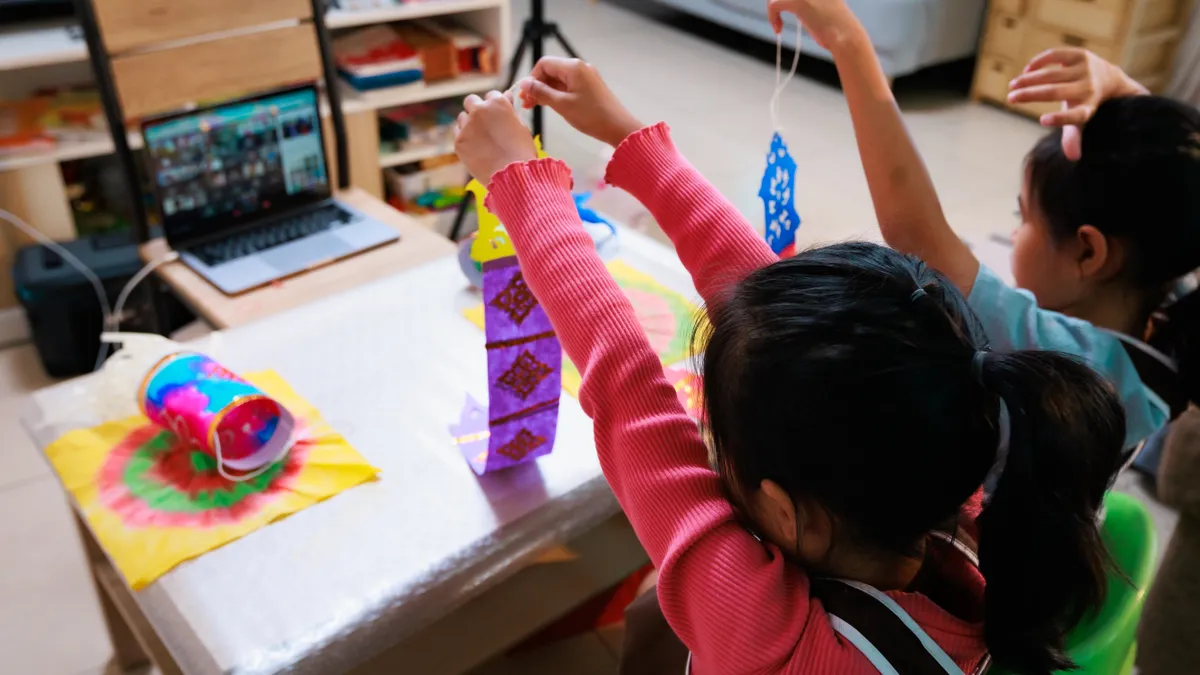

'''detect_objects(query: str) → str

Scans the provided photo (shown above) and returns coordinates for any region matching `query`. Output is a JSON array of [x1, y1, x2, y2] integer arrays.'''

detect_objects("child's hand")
[[454, 91, 537, 185], [1008, 48, 1147, 160], [518, 57, 643, 148], [766, 0, 862, 51]]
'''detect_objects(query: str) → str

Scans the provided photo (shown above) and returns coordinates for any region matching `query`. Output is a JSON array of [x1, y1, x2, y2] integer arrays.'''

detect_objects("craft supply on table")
[[140, 351, 294, 479], [760, 21, 804, 258], [46, 370, 378, 590], [464, 260, 698, 399], [449, 139, 566, 475], [452, 255, 564, 474]]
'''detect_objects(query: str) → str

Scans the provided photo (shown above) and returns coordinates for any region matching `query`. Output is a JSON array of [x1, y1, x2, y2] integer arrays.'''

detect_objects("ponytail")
[[975, 351, 1125, 675]]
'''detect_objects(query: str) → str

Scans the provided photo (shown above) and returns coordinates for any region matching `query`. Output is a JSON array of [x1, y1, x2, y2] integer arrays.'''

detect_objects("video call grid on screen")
[[144, 88, 329, 237]]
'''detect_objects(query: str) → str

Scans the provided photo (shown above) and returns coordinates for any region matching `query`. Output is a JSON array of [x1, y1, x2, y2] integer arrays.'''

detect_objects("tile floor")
[[0, 1, 1180, 673]]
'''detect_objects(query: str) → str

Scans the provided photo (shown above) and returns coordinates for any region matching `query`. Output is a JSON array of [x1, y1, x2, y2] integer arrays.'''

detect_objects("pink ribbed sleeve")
[[605, 122, 777, 312]]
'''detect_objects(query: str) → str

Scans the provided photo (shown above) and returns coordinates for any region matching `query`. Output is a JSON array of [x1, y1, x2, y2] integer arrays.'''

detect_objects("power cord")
[[0, 208, 179, 372], [109, 250, 180, 334]]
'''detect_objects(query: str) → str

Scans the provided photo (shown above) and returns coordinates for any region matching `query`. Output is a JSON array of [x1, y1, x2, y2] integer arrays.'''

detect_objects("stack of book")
[[0, 88, 105, 157], [333, 20, 496, 92], [333, 25, 426, 91]]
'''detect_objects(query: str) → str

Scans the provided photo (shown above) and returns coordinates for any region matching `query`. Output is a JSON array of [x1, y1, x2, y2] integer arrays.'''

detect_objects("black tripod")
[[447, 0, 580, 240]]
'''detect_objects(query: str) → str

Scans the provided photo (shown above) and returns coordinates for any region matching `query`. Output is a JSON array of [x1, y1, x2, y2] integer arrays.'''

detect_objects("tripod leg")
[[548, 26, 581, 60], [530, 23, 545, 142], [505, 31, 531, 91]]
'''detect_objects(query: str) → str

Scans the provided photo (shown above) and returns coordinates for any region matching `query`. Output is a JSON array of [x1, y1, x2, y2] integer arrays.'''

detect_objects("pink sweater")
[[486, 123, 987, 674]]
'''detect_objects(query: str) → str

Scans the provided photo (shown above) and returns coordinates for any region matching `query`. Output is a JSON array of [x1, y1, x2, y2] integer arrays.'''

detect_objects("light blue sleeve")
[[968, 265, 1168, 448]]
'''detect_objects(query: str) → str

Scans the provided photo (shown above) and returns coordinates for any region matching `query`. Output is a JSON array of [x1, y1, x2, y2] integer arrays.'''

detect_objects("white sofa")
[[652, 0, 988, 78]]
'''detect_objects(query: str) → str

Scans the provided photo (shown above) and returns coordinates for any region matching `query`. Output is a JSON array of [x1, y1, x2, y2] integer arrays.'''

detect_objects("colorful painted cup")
[[138, 352, 294, 474]]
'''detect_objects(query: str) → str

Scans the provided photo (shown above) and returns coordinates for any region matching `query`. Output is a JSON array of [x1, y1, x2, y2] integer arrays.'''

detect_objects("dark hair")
[[697, 242, 1124, 674], [1026, 96, 1200, 401]]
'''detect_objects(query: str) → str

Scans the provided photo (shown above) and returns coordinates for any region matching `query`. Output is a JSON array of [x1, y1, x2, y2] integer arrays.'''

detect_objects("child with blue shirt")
[[782, 0, 1200, 457]]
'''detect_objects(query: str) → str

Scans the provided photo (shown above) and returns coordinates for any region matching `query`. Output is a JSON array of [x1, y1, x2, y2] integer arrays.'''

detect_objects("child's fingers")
[[530, 56, 581, 88], [1038, 105, 1092, 129], [1061, 125, 1083, 160], [766, 2, 784, 33], [1007, 82, 1087, 105], [521, 78, 569, 109], [1023, 47, 1086, 73], [516, 80, 537, 110], [1009, 64, 1086, 91]]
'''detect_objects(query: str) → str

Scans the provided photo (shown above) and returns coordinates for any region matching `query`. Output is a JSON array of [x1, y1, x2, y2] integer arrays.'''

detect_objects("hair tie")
[[910, 288, 927, 302], [972, 350, 988, 385], [983, 399, 1011, 497]]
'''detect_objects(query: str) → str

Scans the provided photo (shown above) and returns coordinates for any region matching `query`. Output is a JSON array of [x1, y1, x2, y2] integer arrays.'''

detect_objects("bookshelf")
[[0, 0, 511, 315], [380, 140, 456, 168], [0, 2, 512, 171], [326, 0, 505, 29]]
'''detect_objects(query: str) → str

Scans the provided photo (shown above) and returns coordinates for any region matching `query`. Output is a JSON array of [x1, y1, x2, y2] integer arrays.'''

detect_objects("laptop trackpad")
[[260, 233, 354, 272]]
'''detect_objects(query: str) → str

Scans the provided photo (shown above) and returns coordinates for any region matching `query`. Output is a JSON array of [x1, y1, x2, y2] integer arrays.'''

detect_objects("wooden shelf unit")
[[0, 0, 511, 312], [326, 0, 505, 29], [971, 0, 1191, 119]]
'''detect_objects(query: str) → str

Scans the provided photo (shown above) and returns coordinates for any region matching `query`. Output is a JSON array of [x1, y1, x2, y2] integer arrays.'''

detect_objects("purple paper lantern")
[[451, 256, 562, 474]]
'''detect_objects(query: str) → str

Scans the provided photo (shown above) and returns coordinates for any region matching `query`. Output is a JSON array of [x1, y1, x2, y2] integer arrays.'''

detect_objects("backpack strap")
[[811, 578, 967, 675], [811, 527, 990, 675], [1100, 328, 1189, 420]]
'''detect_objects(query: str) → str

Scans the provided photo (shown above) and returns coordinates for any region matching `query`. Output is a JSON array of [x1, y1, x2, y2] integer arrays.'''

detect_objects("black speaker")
[[12, 230, 193, 377], [0, 0, 75, 23]]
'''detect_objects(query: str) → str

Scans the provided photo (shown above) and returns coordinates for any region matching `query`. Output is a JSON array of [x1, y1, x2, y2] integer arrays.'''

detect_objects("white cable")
[[0, 208, 113, 371], [769, 20, 803, 131], [109, 252, 180, 336], [0, 207, 180, 372]]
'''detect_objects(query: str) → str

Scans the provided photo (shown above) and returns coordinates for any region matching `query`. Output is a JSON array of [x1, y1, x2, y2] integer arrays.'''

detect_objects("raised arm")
[[768, 1, 981, 292], [605, 123, 777, 309], [519, 58, 776, 310], [455, 95, 814, 671], [1007, 48, 1148, 160]]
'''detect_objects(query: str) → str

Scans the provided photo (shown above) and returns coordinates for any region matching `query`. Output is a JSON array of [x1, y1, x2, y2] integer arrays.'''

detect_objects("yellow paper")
[[46, 371, 378, 590], [465, 260, 699, 398], [468, 136, 550, 264]]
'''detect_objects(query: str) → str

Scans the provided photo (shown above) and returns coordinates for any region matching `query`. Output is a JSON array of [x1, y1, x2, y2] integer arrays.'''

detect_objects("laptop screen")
[[143, 85, 330, 244]]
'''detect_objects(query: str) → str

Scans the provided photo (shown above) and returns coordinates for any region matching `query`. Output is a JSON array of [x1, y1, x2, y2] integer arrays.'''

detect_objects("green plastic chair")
[[991, 491, 1158, 675]]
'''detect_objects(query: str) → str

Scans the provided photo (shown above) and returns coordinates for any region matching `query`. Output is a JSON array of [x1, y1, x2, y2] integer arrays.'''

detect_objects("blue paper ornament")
[[759, 132, 801, 256]]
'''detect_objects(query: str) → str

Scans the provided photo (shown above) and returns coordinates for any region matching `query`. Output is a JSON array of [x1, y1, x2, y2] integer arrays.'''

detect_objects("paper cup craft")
[[452, 256, 563, 474], [140, 352, 294, 478], [46, 370, 378, 590]]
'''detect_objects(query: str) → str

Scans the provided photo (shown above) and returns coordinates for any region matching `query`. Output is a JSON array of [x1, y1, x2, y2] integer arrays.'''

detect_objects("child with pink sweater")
[[452, 8, 1124, 672]]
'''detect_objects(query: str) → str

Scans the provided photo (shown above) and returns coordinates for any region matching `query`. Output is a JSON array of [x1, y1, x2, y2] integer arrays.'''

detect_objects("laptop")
[[142, 84, 399, 295]]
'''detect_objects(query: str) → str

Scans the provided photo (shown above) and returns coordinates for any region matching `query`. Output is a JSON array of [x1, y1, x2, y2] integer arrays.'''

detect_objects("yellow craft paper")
[[46, 371, 378, 590], [468, 136, 549, 264], [464, 260, 699, 398]]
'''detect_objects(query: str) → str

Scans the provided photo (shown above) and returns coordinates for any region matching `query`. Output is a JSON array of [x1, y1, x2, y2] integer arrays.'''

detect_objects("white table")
[[21, 229, 695, 674]]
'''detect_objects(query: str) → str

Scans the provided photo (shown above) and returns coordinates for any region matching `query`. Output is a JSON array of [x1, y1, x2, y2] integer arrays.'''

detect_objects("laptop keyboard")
[[190, 204, 353, 266]]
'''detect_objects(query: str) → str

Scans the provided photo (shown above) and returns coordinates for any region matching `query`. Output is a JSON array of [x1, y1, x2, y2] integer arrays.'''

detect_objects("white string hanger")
[[769, 19, 804, 132]]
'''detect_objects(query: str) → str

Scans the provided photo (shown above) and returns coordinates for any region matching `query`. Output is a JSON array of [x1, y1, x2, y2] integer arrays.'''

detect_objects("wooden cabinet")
[[971, 0, 1189, 119]]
